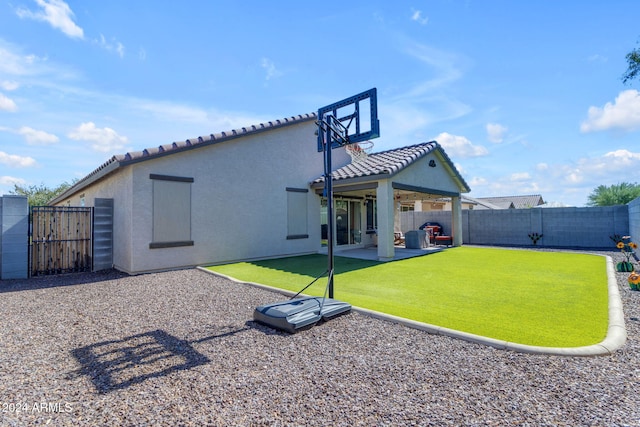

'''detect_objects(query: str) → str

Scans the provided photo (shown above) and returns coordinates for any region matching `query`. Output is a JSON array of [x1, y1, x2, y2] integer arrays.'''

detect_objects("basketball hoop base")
[[253, 297, 351, 333]]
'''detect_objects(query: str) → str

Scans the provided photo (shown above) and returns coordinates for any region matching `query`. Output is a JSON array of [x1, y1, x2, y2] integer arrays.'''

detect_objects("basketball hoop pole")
[[322, 121, 336, 299], [317, 88, 380, 300]]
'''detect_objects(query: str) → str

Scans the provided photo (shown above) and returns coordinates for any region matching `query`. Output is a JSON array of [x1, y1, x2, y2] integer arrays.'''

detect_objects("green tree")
[[622, 42, 640, 84], [9, 181, 75, 206], [586, 182, 640, 206]]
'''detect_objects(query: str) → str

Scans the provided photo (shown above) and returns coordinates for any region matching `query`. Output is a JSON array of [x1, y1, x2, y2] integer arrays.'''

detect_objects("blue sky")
[[1, 1, 639, 206]]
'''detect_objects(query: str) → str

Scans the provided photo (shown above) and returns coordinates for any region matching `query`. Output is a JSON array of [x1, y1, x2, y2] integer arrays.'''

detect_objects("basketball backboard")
[[317, 88, 380, 151]]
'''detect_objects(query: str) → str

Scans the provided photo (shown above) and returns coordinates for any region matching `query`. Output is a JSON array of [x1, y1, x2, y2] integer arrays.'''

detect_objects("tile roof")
[[312, 141, 470, 192], [461, 195, 504, 209], [475, 195, 544, 209], [115, 113, 317, 164]]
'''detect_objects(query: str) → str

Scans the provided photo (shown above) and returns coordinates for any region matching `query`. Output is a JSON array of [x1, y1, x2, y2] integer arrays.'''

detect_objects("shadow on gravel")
[[0, 269, 128, 294], [70, 325, 254, 394]]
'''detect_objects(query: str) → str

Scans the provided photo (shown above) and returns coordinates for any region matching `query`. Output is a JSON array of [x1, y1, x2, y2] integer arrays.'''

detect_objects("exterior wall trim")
[[149, 240, 195, 249], [392, 182, 459, 198], [150, 174, 195, 183]]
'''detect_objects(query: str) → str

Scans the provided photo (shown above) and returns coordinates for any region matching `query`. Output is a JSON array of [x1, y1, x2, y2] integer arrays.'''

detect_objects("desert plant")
[[528, 232, 543, 245], [615, 236, 638, 272]]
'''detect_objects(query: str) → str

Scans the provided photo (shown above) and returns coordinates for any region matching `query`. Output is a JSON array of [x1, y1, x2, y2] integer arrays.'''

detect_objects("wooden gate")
[[30, 206, 93, 276]]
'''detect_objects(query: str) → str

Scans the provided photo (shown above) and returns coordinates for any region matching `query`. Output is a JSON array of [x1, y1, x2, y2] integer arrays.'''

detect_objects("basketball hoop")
[[345, 140, 374, 163]]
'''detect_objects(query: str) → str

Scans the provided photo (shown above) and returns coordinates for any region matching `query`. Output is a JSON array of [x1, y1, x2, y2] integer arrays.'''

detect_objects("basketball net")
[[345, 140, 374, 163]]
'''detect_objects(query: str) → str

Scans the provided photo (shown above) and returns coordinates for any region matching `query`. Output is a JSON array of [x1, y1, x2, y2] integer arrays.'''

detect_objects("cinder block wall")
[[401, 205, 629, 249], [629, 197, 640, 245], [1, 195, 29, 279]]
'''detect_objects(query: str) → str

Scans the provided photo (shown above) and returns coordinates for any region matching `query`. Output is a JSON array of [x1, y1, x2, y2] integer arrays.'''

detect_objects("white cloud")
[[125, 98, 269, 134], [365, 38, 470, 151], [580, 90, 640, 133], [411, 9, 429, 25], [18, 126, 59, 145], [469, 176, 487, 187], [0, 93, 18, 111], [538, 149, 640, 188], [0, 40, 50, 77], [486, 122, 508, 143], [16, 0, 84, 39], [400, 41, 464, 94], [587, 54, 607, 63], [468, 149, 640, 206], [471, 175, 541, 197], [454, 162, 466, 175], [0, 151, 37, 167], [569, 149, 640, 182], [1, 81, 19, 91], [378, 97, 471, 150], [68, 122, 128, 153], [510, 172, 531, 181], [433, 132, 488, 158], [0, 176, 26, 186], [604, 148, 640, 163], [131, 100, 211, 123], [565, 171, 583, 184], [260, 57, 282, 80], [96, 34, 125, 58]]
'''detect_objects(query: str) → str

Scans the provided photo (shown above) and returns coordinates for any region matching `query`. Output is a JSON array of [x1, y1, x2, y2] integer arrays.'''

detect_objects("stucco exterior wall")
[[59, 120, 351, 274], [128, 121, 352, 272], [392, 151, 463, 195]]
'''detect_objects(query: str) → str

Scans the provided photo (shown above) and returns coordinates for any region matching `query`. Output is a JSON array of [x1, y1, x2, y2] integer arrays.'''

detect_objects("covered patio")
[[312, 141, 471, 261]]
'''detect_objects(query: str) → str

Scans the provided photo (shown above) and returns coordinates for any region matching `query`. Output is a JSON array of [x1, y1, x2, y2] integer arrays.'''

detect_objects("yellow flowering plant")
[[628, 271, 640, 290], [616, 237, 638, 263], [613, 235, 638, 272]]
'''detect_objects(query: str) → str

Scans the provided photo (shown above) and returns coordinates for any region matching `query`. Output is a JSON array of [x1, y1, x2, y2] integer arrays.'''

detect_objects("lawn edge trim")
[[197, 254, 626, 357]]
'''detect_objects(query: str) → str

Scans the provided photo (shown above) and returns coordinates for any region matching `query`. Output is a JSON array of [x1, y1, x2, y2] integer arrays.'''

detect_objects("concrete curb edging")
[[197, 254, 626, 357]]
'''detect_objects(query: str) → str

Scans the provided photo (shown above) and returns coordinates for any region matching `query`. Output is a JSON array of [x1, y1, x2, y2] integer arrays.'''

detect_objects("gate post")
[[93, 198, 114, 272], [1, 195, 29, 280]]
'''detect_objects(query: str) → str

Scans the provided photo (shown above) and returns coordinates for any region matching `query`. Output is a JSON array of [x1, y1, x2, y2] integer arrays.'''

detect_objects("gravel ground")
[[0, 250, 639, 426]]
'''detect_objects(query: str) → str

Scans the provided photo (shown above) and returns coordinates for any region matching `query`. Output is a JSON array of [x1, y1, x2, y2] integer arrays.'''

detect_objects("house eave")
[[49, 157, 122, 205], [119, 113, 317, 167], [311, 172, 392, 191]]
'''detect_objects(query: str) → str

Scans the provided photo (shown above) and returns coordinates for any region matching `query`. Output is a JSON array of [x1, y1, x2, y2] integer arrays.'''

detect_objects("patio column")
[[377, 180, 395, 261], [452, 195, 463, 246]]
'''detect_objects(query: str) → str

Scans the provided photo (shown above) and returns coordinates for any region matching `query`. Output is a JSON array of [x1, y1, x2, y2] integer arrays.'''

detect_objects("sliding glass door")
[[335, 199, 361, 246]]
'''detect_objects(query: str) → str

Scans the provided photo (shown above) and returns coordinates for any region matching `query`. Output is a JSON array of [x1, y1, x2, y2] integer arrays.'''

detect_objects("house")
[[51, 113, 470, 274], [463, 196, 508, 210], [402, 195, 502, 211], [474, 195, 545, 209], [409, 194, 545, 211]]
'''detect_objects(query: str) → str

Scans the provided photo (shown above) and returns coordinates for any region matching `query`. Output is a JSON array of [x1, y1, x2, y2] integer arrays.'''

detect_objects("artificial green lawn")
[[207, 247, 609, 347]]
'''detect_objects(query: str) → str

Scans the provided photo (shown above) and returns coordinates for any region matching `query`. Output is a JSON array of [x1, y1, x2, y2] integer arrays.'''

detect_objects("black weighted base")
[[253, 297, 351, 333]]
